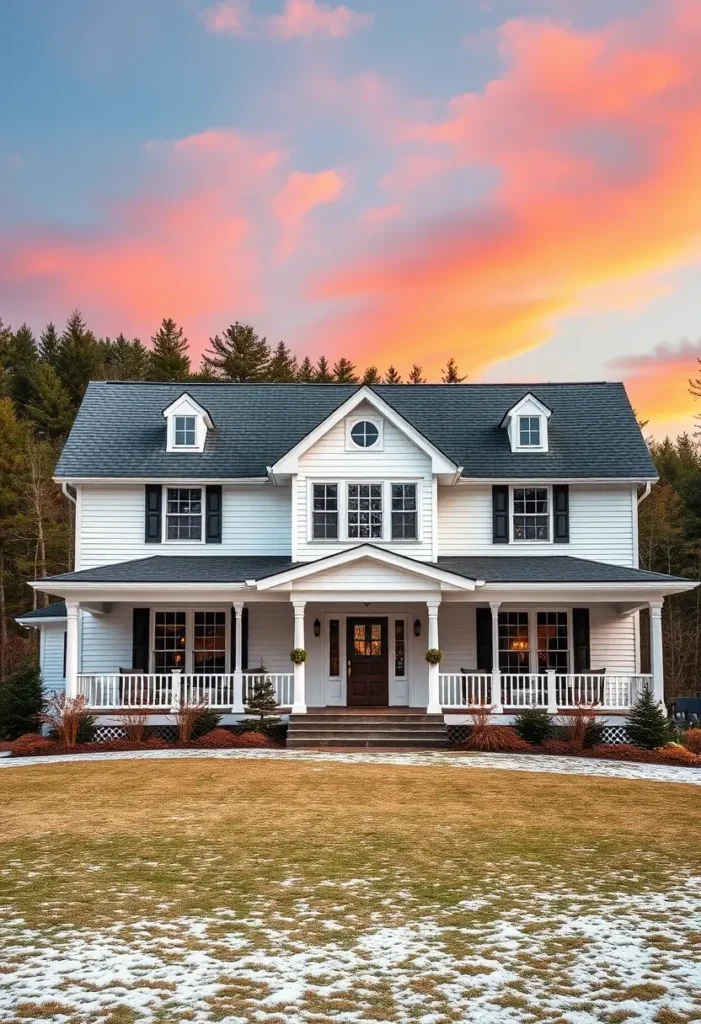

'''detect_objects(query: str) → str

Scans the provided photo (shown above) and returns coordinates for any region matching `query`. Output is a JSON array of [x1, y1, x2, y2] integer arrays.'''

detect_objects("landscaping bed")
[[8, 727, 282, 758]]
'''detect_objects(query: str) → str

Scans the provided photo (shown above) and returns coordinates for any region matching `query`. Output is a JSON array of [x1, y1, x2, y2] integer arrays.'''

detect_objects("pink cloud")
[[202, 0, 372, 40], [272, 169, 345, 260], [361, 202, 402, 226]]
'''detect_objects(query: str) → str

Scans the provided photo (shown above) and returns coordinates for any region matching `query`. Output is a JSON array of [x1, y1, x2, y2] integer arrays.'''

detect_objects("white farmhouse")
[[17, 381, 697, 746]]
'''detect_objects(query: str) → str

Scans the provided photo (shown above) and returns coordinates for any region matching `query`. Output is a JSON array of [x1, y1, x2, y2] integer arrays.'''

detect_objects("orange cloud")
[[202, 0, 371, 40], [272, 169, 345, 261], [611, 340, 701, 430], [312, 0, 701, 385]]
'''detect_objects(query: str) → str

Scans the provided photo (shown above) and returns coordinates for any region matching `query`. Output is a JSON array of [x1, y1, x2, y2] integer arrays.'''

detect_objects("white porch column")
[[232, 601, 245, 713], [65, 600, 79, 701], [649, 599, 665, 706], [426, 599, 441, 715], [489, 601, 502, 712], [291, 600, 307, 714]]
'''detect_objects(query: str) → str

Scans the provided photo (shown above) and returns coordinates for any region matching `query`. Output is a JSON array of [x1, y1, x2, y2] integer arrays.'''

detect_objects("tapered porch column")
[[65, 600, 79, 701], [490, 601, 502, 712], [649, 599, 665, 706], [291, 600, 307, 714], [426, 599, 441, 715], [232, 601, 245, 713]]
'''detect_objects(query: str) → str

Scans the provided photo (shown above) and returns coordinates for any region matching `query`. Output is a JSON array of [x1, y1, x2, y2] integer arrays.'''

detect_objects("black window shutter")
[[62, 631, 67, 678], [572, 608, 590, 672], [206, 486, 223, 544], [145, 485, 162, 543], [492, 485, 509, 544], [231, 607, 249, 671], [476, 608, 493, 671], [553, 484, 569, 543], [132, 608, 150, 672]]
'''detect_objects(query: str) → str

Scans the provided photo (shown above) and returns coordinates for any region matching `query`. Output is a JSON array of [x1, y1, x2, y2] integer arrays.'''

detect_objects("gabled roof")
[[54, 381, 657, 481], [499, 392, 552, 428], [161, 392, 214, 428]]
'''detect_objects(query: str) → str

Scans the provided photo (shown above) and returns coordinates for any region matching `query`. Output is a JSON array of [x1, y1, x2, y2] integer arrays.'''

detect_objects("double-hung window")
[[518, 416, 541, 448], [537, 611, 569, 672], [347, 483, 383, 539], [512, 487, 550, 541], [391, 484, 417, 540], [154, 611, 187, 672], [498, 611, 530, 674], [193, 611, 226, 673], [312, 484, 338, 539], [174, 415, 196, 447], [166, 487, 203, 541]]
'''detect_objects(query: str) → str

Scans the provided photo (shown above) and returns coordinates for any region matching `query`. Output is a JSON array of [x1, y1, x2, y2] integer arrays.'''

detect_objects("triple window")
[[312, 482, 418, 541]]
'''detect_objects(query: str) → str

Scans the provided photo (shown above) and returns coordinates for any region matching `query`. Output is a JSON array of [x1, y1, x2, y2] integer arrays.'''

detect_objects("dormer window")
[[174, 416, 196, 448], [519, 416, 541, 448], [162, 393, 214, 454], [346, 416, 384, 451], [501, 393, 551, 453]]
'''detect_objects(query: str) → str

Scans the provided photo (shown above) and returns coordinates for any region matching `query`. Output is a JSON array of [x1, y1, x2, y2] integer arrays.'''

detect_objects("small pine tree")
[[149, 318, 191, 381], [332, 357, 358, 383], [408, 364, 426, 384], [362, 366, 381, 384], [0, 660, 45, 739], [267, 341, 298, 382], [442, 357, 466, 383], [626, 686, 672, 749], [245, 677, 279, 721], [315, 355, 333, 383], [384, 365, 402, 384], [513, 707, 553, 745]]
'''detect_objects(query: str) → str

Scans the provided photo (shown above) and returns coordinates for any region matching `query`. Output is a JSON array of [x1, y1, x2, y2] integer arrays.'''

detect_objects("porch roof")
[[33, 551, 691, 589]]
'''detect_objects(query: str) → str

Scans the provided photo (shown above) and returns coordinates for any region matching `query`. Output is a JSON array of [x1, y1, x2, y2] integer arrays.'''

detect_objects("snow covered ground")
[[1, 745, 700, 785]]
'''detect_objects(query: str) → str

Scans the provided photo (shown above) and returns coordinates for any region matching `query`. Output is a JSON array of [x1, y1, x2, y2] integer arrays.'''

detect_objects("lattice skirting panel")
[[145, 725, 179, 742], [447, 723, 630, 747], [95, 726, 127, 741]]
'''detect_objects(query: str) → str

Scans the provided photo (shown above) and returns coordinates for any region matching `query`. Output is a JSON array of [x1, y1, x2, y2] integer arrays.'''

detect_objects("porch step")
[[287, 712, 448, 749]]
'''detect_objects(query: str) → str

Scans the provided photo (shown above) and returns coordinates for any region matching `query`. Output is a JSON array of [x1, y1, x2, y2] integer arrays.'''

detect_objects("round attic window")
[[350, 420, 380, 448]]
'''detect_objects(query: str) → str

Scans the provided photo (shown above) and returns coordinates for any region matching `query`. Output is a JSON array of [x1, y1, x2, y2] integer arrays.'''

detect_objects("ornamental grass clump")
[[463, 705, 530, 752], [172, 696, 208, 744], [40, 694, 92, 748], [681, 728, 701, 754], [121, 707, 150, 743], [557, 706, 604, 750]]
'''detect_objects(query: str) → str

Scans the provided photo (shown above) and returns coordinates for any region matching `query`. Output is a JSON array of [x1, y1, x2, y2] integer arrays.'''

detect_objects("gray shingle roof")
[[17, 600, 67, 620], [436, 556, 689, 584], [39, 553, 687, 587], [54, 381, 656, 481]]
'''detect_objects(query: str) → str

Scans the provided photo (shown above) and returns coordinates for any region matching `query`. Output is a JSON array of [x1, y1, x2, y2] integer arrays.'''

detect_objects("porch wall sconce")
[[413, 619, 422, 637], [313, 618, 321, 638]]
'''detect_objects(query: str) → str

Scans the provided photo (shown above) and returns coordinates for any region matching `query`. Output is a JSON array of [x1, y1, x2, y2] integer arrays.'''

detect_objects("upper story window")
[[174, 415, 197, 447], [166, 487, 203, 541], [512, 486, 550, 541], [391, 483, 417, 540], [518, 416, 541, 448], [312, 484, 338, 539], [348, 483, 383, 538], [346, 416, 384, 452]]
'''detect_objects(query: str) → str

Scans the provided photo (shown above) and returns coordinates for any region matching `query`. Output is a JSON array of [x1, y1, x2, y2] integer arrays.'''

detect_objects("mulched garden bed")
[[8, 728, 281, 758]]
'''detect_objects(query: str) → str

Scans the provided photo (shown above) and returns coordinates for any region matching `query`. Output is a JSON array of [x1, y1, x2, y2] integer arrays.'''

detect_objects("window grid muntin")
[[193, 611, 226, 673], [498, 611, 530, 674], [166, 487, 203, 541], [513, 486, 550, 542], [312, 484, 339, 540], [537, 611, 569, 673], [174, 415, 196, 446], [391, 483, 417, 540], [154, 611, 187, 673], [347, 483, 383, 539], [350, 420, 380, 448], [353, 622, 382, 657], [519, 416, 541, 447]]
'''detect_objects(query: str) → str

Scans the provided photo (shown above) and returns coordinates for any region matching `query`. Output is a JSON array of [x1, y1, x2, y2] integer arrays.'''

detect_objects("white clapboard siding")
[[247, 603, 294, 674], [79, 483, 291, 568], [589, 605, 637, 674], [297, 401, 434, 560], [307, 558, 440, 592], [80, 606, 134, 674], [41, 623, 66, 694], [437, 483, 636, 566], [436, 604, 478, 673]]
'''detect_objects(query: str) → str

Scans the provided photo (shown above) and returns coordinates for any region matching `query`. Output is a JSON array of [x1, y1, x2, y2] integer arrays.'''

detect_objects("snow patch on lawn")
[[1, 747, 699, 785], [1, 881, 700, 1023]]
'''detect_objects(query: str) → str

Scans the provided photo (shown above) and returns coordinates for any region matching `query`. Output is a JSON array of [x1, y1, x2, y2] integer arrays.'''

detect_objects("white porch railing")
[[76, 672, 294, 710], [439, 672, 651, 710]]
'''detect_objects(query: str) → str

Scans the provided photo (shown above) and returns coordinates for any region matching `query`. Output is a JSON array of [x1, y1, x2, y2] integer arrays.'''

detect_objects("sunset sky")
[[2, 0, 701, 437]]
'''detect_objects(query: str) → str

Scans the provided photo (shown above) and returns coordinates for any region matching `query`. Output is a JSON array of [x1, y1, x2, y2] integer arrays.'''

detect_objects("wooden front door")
[[346, 618, 389, 706]]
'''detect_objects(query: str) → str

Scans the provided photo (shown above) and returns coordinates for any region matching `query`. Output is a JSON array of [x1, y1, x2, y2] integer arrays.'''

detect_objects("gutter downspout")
[[637, 481, 652, 505]]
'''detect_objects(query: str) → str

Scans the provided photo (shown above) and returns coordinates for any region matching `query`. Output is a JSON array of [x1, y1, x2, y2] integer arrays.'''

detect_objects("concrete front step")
[[288, 737, 448, 749], [287, 711, 448, 749], [289, 728, 447, 740]]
